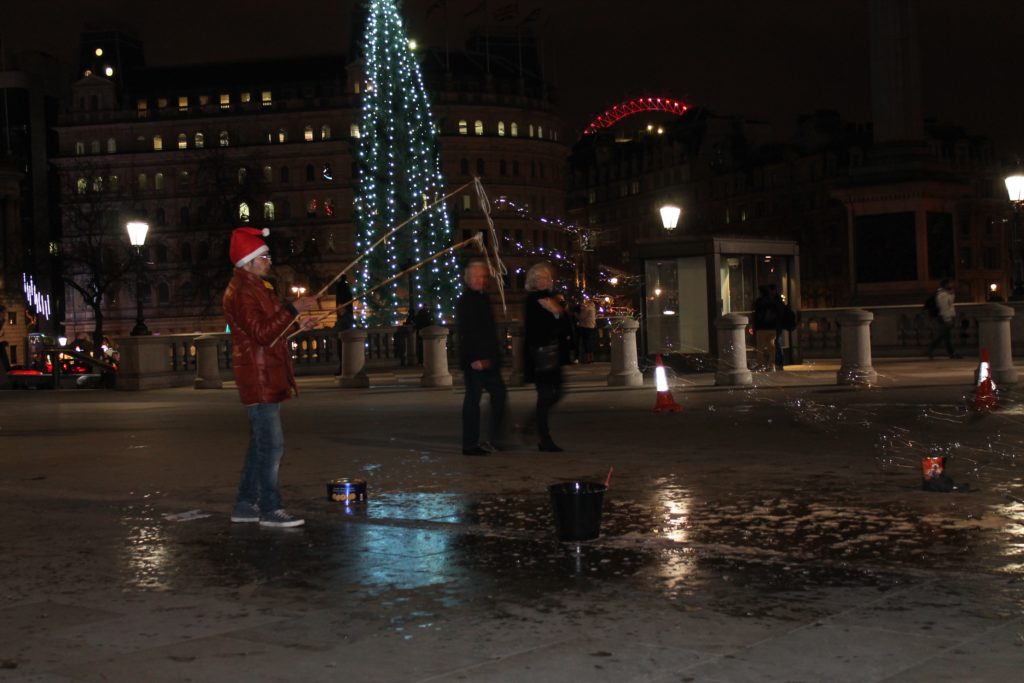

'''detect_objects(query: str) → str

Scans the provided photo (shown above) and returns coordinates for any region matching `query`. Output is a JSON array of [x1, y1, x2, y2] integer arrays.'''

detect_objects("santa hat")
[[230, 226, 270, 267]]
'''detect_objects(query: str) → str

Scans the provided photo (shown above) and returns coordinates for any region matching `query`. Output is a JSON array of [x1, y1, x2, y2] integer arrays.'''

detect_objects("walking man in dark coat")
[[456, 260, 507, 456]]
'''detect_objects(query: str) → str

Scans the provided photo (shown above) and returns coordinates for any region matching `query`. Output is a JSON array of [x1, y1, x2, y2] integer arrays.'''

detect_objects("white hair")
[[525, 262, 554, 292]]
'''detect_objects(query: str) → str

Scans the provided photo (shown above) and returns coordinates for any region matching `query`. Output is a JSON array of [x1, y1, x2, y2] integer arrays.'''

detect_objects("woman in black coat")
[[523, 261, 566, 452]]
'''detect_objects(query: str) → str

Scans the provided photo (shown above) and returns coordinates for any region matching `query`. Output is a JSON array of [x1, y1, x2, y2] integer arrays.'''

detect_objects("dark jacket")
[[223, 268, 299, 405], [456, 288, 502, 371], [752, 295, 780, 331], [523, 289, 564, 383]]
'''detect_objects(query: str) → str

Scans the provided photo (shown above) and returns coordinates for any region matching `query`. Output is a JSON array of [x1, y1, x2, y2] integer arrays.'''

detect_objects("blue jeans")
[[462, 367, 507, 448], [237, 403, 284, 513]]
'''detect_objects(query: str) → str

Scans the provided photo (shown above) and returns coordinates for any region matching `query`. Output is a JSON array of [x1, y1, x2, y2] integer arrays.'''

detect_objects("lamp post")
[[290, 285, 307, 298], [1005, 174, 1024, 298], [126, 220, 150, 336]]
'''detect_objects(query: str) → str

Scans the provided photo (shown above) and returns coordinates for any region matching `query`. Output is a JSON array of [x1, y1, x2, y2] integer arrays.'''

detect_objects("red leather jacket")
[[222, 268, 299, 405]]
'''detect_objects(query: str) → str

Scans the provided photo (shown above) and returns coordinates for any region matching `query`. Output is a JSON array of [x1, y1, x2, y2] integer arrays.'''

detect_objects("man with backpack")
[[926, 278, 960, 360]]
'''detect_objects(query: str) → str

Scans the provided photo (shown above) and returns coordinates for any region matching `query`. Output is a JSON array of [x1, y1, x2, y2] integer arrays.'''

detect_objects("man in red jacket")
[[223, 226, 320, 527]]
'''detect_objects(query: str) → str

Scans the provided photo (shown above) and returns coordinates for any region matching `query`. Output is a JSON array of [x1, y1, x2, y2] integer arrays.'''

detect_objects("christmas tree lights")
[[353, 0, 459, 325]]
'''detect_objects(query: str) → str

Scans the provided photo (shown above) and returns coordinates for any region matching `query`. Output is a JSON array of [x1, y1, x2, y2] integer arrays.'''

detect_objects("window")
[[194, 132, 205, 148], [157, 283, 170, 304], [350, 123, 360, 138], [460, 158, 469, 175], [280, 166, 290, 183], [181, 243, 192, 263], [177, 133, 187, 150], [199, 95, 209, 106], [74, 141, 85, 155], [529, 124, 535, 138], [306, 198, 318, 217], [157, 97, 168, 109], [306, 164, 315, 182], [497, 121, 506, 136], [90, 140, 100, 154], [261, 90, 272, 107], [109, 175, 118, 191], [152, 135, 163, 151], [304, 125, 314, 142], [136, 100, 148, 118], [458, 120, 468, 135], [321, 124, 331, 140], [277, 128, 287, 143], [106, 137, 117, 153], [219, 130, 230, 147], [263, 165, 273, 182], [264, 201, 275, 221], [92, 176, 103, 193], [474, 120, 484, 135], [155, 172, 165, 191], [240, 92, 251, 104], [476, 159, 485, 176], [76, 178, 87, 195], [239, 202, 250, 222], [219, 93, 230, 110], [178, 96, 189, 112], [238, 168, 247, 185], [178, 170, 190, 185], [180, 206, 190, 225], [462, 195, 472, 211], [137, 173, 148, 190], [156, 244, 168, 263], [510, 122, 518, 137], [538, 125, 543, 138]]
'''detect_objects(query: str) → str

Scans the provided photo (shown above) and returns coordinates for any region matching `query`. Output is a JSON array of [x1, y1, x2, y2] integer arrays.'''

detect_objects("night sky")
[[5, 0, 1023, 156]]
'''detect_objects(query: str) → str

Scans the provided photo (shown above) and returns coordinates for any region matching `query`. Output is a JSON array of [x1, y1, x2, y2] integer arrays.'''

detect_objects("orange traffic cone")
[[652, 354, 683, 413], [972, 348, 999, 411]]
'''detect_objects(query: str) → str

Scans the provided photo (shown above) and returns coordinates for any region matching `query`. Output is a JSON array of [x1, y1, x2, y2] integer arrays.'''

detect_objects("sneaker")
[[478, 441, 500, 453], [230, 502, 260, 523], [259, 509, 305, 528]]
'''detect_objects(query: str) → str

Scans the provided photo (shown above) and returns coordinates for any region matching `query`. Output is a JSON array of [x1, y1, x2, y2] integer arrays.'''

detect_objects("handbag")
[[531, 343, 560, 372]]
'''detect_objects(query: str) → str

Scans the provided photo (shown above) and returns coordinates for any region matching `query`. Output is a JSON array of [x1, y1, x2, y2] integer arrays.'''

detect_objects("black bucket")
[[548, 481, 606, 542]]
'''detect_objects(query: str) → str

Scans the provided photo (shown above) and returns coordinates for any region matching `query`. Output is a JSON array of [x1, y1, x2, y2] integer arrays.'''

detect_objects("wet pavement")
[[1, 359, 1023, 681]]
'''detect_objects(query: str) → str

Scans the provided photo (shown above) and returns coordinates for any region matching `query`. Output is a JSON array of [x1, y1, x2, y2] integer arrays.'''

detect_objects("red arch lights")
[[582, 97, 690, 136]]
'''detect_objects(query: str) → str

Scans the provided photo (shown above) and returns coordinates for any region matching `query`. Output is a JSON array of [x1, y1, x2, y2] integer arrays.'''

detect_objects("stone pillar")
[[837, 309, 878, 386], [607, 318, 643, 386], [336, 328, 369, 388], [714, 313, 753, 386], [976, 303, 1018, 385], [116, 336, 173, 391], [508, 324, 524, 387], [420, 325, 453, 387], [193, 334, 224, 389]]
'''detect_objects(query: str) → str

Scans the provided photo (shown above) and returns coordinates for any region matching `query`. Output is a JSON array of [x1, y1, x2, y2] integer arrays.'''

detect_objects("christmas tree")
[[353, 0, 459, 326]]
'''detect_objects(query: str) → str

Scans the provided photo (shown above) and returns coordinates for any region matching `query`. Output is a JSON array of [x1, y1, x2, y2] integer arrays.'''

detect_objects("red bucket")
[[921, 456, 945, 484]]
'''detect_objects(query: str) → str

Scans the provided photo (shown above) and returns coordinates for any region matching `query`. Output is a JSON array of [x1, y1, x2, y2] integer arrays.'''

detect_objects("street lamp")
[[126, 220, 151, 336], [290, 285, 307, 297], [1004, 174, 1024, 298], [659, 203, 682, 231]]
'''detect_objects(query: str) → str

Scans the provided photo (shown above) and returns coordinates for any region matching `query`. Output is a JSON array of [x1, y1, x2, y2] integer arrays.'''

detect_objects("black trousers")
[[462, 367, 507, 448], [535, 376, 564, 441]]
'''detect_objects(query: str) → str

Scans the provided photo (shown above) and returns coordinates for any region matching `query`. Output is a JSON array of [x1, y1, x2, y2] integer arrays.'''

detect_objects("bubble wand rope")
[[472, 177, 508, 315], [285, 233, 485, 341], [270, 179, 475, 347]]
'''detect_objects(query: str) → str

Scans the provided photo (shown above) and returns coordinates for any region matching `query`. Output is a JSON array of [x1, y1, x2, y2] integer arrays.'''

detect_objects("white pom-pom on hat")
[[261, 228, 270, 236]]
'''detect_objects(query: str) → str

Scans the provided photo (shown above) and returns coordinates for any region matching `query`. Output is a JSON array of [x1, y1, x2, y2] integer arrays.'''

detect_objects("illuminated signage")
[[22, 273, 52, 320]]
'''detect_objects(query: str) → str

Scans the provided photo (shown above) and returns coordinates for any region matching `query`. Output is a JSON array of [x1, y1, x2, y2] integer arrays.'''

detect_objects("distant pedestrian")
[[927, 278, 960, 360], [413, 304, 434, 365], [752, 285, 781, 371], [769, 284, 794, 370], [523, 262, 566, 452], [457, 260, 507, 456], [576, 297, 597, 363], [334, 275, 354, 375], [222, 226, 322, 528]]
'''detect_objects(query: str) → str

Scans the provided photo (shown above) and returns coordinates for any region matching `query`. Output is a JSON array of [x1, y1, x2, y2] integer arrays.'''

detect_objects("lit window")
[[75, 141, 85, 155], [106, 137, 116, 153], [261, 90, 272, 107], [350, 123, 360, 138], [304, 125, 314, 142], [263, 201, 275, 221], [462, 195, 471, 211], [538, 125, 543, 138], [92, 176, 103, 192], [240, 92, 251, 103], [136, 100, 148, 118], [157, 97, 168, 109], [90, 140, 100, 154], [458, 120, 468, 135], [474, 120, 483, 135], [353, 82, 361, 94], [138, 173, 148, 190], [277, 128, 287, 143], [178, 170, 190, 185], [219, 93, 230, 110], [239, 202, 250, 222], [497, 121, 505, 136], [177, 133, 187, 150], [510, 122, 518, 137], [178, 96, 189, 112], [155, 173, 164, 191], [199, 95, 209, 106], [263, 166, 273, 182], [238, 168, 247, 185], [321, 124, 331, 140], [76, 178, 87, 194], [219, 131, 229, 147], [109, 175, 118, 190], [324, 198, 334, 216], [195, 132, 204, 148], [152, 135, 163, 151], [528, 124, 534, 138]]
